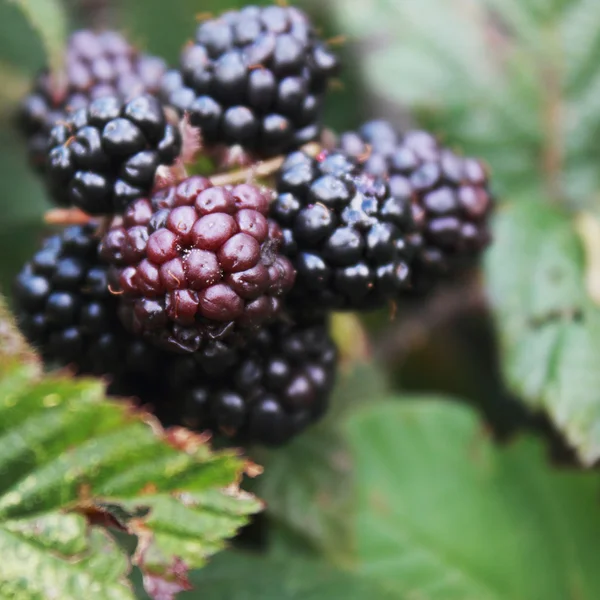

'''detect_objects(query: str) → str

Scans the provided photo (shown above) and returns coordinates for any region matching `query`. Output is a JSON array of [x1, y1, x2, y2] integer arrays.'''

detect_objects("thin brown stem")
[[209, 142, 321, 186], [44, 208, 92, 226]]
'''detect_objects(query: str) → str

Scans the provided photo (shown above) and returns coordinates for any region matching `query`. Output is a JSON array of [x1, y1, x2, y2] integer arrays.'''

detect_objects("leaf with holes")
[[0, 298, 261, 598], [347, 399, 600, 599], [486, 200, 600, 464]]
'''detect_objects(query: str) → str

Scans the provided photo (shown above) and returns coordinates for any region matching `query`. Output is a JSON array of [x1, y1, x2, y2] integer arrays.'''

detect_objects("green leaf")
[[0, 299, 261, 597], [328, 0, 600, 205], [485, 200, 600, 464], [329, 0, 543, 199], [347, 399, 600, 600], [254, 426, 354, 565], [253, 364, 388, 566], [8, 0, 68, 75], [183, 552, 395, 600], [0, 61, 29, 118], [0, 514, 134, 600]]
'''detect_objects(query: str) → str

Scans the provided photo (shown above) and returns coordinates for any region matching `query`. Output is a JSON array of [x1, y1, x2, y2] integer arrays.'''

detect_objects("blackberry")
[[163, 316, 337, 445], [160, 5, 339, 157], [12, 224, 165, 383], [340, 121, 494, 287], [99, 178, 296, 353], [19, 30, 167, 172], [46, 94, 181, 214], [270, 149, 415, 310]]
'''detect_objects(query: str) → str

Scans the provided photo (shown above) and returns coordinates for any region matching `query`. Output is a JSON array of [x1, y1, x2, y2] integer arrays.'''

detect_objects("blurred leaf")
[[254, 427, 354, 566], [0, 128, 53, 298], [347, 399, 600, 599], [329, 0, 542, 199], [486, 200, 600, 464], [0, 221, 47, 299], [0, 1, 45, 72], [9, 0, 67, 75], [183, 552, 395, 600], [0, 61, 29, 118], [330, 0, 600, 206], [253, 364, 388, 566], [0, 298, 260, 598]]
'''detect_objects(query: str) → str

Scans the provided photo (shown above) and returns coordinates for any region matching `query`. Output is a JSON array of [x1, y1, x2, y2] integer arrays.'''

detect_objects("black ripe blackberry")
[[46, 94, 181, 214], [163, 317, 337, 445], [99, 178, 296, 353], [161, 5, 339, 157], [270, 150, 414, 310], [340, 121, 494, 287], [12, 224, 165, 383], [19, 30, 167, 172]]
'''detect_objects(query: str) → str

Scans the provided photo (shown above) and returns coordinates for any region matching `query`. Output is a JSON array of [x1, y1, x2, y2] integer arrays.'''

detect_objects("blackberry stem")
[[43, 143, 323, 225], [210, 142, 321, 186], [44, 207, 92, 226]]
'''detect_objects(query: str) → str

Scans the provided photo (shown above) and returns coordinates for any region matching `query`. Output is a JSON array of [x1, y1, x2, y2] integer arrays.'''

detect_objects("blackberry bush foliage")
[[99, 179, 295, 353], [340, 121, 494, 287], [160, 5, 339, 157], [18, 29, 166, 172]]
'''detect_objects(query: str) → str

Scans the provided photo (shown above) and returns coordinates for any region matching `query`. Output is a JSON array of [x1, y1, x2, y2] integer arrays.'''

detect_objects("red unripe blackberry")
[[13, 224, 165, 383], [270, 149, 415, 310], [161, 5, 339, 157], [46, 94, 181, 214], [340, 121, 494, 289], [18, 30, 167, 172], [99, 178, 296, 353], [163, 316, 337, 445]]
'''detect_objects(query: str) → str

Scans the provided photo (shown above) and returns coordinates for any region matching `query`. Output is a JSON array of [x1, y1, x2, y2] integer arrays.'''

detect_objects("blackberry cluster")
[[13, 224, 164, 383], [19, 30, 166, 172], [46, 94, 181, 214], [270, 150, 415, 310], [99, 178, 295, 353], [340, 121, 493, 284], [163, 317, 336, 445], [160, 5, 339, 157], [13, 4, 494, 448]]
